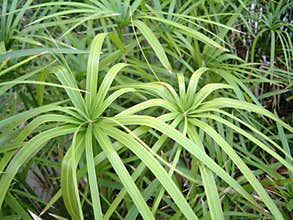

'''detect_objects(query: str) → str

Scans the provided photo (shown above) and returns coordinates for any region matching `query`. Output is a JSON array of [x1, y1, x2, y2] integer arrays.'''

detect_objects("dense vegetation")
[[0, 0, 292, 219]]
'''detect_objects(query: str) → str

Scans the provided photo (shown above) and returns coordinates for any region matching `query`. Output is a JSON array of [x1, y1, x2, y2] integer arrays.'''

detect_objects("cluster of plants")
[[0, 0, 292, 219]]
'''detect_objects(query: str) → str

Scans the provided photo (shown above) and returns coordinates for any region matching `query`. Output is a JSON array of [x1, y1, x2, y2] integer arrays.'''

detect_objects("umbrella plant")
[[0, 1, 292, 219]]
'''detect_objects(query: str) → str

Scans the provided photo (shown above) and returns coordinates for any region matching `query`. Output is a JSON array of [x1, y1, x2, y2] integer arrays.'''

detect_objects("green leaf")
[[187, 129, 224, 220], [94, 127, 155, 220], [6, 192, 32, 220], [36, 71, 48, 106], [189, 118, 284, 220], [0, 125, 76, 208], [0, 54, 42, 77], [85, 33, 108, 110], [0, 101, 66, 130], [110, 115, 257, 206], [61, 130, 84, 220], [96, 88, 136, 117], [92, 63, 128, 116], [52, 66, 86, 115], [85, 125, 103, 219], [190, 83, 232, 110], [0, 62, 53, 96], [196, 113, 293, 172], [103, 117, 182, 219], [196, 98, 293, 132], [0, 48, 88, 62], [177, 72, 186, 106], [143, 16, 227, 51], [100, 123, 199, 220], [0, 41, 6, 53], [185, 67, 209, 106], [117, 98, 177, 116], [133, 20, 172, 72]]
